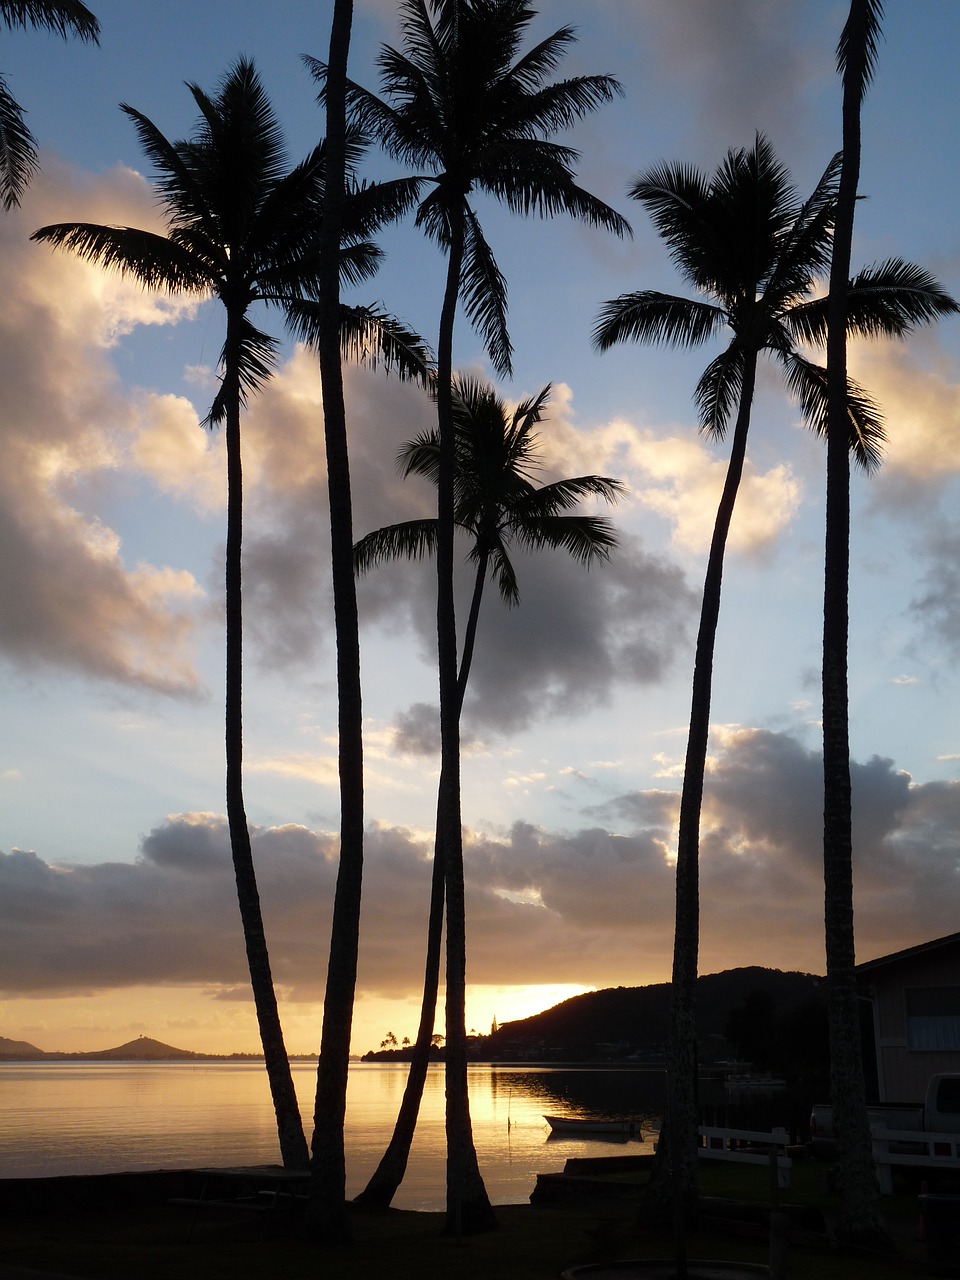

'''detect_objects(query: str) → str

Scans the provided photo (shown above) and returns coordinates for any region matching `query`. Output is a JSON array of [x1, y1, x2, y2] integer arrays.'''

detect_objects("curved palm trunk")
[[353, 804, 445, 1209], [437, 216, 496, 1236], [307, 0, 365, 1243], [822, 0, 886, 1247], [223, 309, 308, 1171], [355, 553, 489, 1211], [647, 352, 758, 1253]]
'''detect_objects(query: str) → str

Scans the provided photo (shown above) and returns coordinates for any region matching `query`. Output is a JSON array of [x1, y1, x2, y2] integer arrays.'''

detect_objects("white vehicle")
[[809, 1073, 960, 1157]]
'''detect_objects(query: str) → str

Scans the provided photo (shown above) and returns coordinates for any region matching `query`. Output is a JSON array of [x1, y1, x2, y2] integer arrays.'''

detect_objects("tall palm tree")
[[311, 0, 629, 1233], [594, 135, 956, 1228], [352, 376, 623, 1211], [301, 0, 364, 1239], [31, 59, 419, 1172], [819, 0, 953, 1246], [0, 1, 99, 209]]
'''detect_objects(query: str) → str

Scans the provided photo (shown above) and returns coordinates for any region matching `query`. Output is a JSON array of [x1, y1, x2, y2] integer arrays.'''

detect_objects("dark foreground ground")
[[0, 1160, 956, 1280]]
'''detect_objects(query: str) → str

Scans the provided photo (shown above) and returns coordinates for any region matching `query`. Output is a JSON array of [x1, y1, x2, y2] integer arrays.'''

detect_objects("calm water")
[[0, 1062, 664, 1209]]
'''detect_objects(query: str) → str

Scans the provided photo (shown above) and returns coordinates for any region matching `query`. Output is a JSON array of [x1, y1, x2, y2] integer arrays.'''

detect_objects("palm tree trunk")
[[457, 551, 489, 702], [307, 0, 365, 1242], [355, 555, 487, 1211], [646, 351, 758, 1248], [437, 214, 495, 1236], [353, 809, 444, 1209], [822, 0, 886, 1247], [223, 310, 308, 1172]]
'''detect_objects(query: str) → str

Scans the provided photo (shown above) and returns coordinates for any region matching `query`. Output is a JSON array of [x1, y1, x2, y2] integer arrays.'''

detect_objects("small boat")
[[724, 1073, 787, 1089], [543, 1115, 642, 1135]]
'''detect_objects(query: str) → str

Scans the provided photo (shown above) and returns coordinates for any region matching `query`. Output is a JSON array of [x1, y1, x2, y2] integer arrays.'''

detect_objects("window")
[[905, 986, 960, 1051]]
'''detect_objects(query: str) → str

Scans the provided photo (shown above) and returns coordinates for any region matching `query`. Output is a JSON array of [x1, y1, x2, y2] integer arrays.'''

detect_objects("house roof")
[[857, 931, 960, 976]]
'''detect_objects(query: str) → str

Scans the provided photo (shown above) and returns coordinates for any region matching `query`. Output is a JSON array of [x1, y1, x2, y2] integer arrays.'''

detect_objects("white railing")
[[696, 1125, 792, 1188], [871, 1124, 960, 1194]]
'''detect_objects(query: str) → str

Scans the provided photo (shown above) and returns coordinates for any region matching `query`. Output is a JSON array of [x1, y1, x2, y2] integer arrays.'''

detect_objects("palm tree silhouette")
[[819, 0, 953, 1246], [353, 375, 623, 1211], [298, 0, 432, 1239], [32, 59, 420, 1171], [312, 0, 629, 1232], [594, 134, 957, 1225], [0, 1, 99, 209]]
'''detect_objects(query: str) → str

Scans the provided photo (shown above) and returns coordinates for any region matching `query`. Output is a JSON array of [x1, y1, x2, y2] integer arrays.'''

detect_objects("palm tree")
[[819, 0, 954, 1246], [0, 1, 99, 209], [594, 135, 956, 1231], [301, 0, 364, 1239], [31, 59, 418, 1172], [294, 0, 433, 1241], [311, 0, 629, 1233], [352, 376, 623, 1211]]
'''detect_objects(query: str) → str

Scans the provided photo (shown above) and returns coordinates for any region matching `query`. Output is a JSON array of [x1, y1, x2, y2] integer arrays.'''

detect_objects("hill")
[[0, 1035, 46, 1060], [80, 1036, 201, 1061], [0, 1035, 212, 1061], [483, 966, 825, 1066]]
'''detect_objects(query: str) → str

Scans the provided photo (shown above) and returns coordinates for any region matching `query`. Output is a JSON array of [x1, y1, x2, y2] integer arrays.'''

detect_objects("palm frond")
[[694, 344, 744, 439], [0, 1, 98, 39], [482, 138, 630, 237], [345, 175, 425, 239], [518, 475, 627, 515], [118, 103, 216, 242], [628, 159, 716, 289], [353, 518, 438, 572], [837, 0, 885, 106], [778, 350, 885, 471], [0, 74, 36, 209], [500, 23, 577, 92], [206, 317, 280, 426], [342, 304, 433, 383], [29, 222, 214, 292], [505, 72, 625, 138], [510, 511, 620, 563], [399, 430, 440, 483], [485, 540, 522, 607], [787, 259, 960, 346], [844, 259, 960, 335], [593, 291, 725, 351], [763, 151, 840, 307], [282, 299, 433, 385], [461, 202, 512, 377]]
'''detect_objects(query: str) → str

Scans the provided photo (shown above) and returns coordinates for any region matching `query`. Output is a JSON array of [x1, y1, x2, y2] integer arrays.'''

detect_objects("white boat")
[[543, 1115, 642, 1135]]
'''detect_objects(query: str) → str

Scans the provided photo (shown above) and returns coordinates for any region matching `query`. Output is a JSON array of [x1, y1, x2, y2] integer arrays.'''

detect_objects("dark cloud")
[[393, 703, 440, 756], [639, 0, 834, 165], [459, 535, 694, 735], [374, 534, 695, 747], [911, 519, 960, 661], [5, 729, 958, 1004]]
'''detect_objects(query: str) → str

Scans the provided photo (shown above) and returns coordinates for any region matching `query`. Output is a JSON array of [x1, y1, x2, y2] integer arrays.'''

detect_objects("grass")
[[0, 1160, 949, 1280]]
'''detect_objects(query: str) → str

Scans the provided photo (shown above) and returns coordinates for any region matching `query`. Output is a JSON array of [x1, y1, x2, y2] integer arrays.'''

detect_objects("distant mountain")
[[81, 1036, 201, 1061], [1, 1034, 211, 1061]]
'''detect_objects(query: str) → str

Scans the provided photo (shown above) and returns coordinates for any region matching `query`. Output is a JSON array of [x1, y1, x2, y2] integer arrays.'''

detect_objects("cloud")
[[0, 161, 207, 693], [911, 519, 960, 660], [850, 339, 960, 493], [637, 1, 833, 162], [4, 728, 958, 1003], [532, 388, 803, 557]]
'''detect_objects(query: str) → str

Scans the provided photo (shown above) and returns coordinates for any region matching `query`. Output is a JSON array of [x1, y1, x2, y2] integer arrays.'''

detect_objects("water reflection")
[[0, 1062, 666, 1209]]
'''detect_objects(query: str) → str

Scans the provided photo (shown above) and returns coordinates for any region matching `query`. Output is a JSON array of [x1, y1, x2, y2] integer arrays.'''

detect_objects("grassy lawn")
[[0, 1160, 949, 1280]]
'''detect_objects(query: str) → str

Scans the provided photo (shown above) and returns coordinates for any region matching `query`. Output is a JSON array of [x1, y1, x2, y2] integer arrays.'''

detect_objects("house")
[[857, 931, 960, 1104]]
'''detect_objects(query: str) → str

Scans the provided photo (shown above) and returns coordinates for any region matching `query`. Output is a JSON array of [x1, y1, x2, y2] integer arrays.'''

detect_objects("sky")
[[2, 0, 960, 1059]]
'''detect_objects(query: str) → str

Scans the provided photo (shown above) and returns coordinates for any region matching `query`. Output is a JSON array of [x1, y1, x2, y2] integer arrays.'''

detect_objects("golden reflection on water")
[[0, 1062, 660, 1208]]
